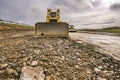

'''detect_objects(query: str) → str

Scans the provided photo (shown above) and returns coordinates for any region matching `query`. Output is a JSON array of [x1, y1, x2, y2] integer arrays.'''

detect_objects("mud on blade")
[[35, 22, 69, 37]]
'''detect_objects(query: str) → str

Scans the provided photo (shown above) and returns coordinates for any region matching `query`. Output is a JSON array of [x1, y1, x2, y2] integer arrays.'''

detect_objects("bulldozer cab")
[[46, 9, 60, 23]]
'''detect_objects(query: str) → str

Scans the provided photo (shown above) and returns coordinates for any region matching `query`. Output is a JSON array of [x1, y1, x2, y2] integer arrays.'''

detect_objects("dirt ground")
[[0, 30, 120, 80]]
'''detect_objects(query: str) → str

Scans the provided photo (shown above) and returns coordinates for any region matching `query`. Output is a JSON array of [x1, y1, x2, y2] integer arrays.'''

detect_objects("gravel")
[[0, 31, 120, 80]]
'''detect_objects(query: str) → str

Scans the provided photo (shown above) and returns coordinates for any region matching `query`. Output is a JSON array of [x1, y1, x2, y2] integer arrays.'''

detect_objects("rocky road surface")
[[0, 30, 120, 80]]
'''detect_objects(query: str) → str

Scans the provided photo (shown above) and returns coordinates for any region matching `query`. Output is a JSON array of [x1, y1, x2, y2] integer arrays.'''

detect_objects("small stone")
[[97, 76, 107, 80], [6, 68, 18, 77], [34, 50, 40, 55], [103, 70, 113, 76], [19, 54, 26, 58], [11, 79, 15, 80], [98, 65, 103, 69], [0, 56, 6, 62], [0, 70, 4, 75], [86, 68, 93, 74], [45, 76, 51, 80], [20, 51, 25, 54], [94, 67, 101, 73], [23, 62, 27, 66], [61, 56, 65, 60], [31, 61, 38, 67], [13, 59, 18, 63], [9, 63, 17, 68], [75, 65, 79, 69], [76, 52, 80, 55], [46, 75, 58, 80], [0, 63, 8, 69]]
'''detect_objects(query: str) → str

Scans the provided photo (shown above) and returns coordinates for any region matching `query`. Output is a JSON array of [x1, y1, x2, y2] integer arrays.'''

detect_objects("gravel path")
[[0, 31, 120, 80]]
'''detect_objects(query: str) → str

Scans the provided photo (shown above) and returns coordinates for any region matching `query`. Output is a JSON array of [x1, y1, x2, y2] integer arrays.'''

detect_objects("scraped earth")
[[70, 33, 120, 60], [0, 30, 120, 80]]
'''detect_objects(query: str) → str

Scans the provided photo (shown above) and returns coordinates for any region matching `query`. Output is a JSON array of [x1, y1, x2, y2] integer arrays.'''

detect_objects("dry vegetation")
[[0, 22, 34, 30]]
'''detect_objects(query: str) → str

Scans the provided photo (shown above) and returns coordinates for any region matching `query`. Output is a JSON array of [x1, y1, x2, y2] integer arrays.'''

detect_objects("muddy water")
[[70, 33, 120, 60]]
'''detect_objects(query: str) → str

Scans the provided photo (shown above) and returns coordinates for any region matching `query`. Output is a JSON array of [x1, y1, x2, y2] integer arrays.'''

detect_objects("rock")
[[31, 61, 38, 67], [75, 65, 79, 69], [19, 54, 26, 58], [97, 76, 107, 80], [19, 66, 45, 80], [94, 67, 101, 73], [86, 68, 93, 74], [20, 51, 25, 54], [0, 70, 4, 75], [23, 62, 27, 66], [61, 56, 65, 60], [0, 63, 8, 69], [6, 68, 18, 77], [46, 75, 58, 80], [98, 65, 103, 70], [103, 70, 113, 76], [45, 76, 51, 80], [0, 56, 6, 62], [34, 50, 40, 55], [9, 62, 17, 68], [13, 59, 18, 63], [0, 34, 120, 80], [10, 79, 15, 80]]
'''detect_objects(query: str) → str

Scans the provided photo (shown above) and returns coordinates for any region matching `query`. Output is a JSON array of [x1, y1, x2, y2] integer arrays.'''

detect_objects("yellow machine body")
[[35, 9, 69, 37], [46, 9, 61, 23], [69, 25, 77, 32]]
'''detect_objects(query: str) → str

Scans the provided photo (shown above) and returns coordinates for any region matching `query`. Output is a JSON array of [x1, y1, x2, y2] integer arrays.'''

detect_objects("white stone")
[[98, 65, 103, 69], [0, 63, 8, 69], [94, 67, 101, 73], [31, 61, 38, 67], [19, 66, 45, 80], [75, 65, 79, 69]]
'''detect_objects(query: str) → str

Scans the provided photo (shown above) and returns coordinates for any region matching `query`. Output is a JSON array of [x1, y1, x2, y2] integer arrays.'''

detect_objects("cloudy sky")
[[0, 0, 120, 29]]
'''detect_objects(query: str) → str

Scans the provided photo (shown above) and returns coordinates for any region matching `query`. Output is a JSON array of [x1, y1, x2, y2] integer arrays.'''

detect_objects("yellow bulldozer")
[[69, 25, 77, 32], [35, 9, 69, 37]]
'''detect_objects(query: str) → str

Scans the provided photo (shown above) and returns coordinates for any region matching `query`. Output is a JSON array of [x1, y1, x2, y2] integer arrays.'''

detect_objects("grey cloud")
[[110, 3, 120, 11], [0, 0, 33, 22], [54, 0, 94, 13], [0, 0, 54, 24], [91, 0, 102, 8], [0, 0, 120, 29]]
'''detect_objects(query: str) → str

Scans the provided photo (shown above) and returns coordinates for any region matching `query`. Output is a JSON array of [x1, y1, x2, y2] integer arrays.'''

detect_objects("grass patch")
[[96, 29, 120, 33], [80, 27, 120, 34]]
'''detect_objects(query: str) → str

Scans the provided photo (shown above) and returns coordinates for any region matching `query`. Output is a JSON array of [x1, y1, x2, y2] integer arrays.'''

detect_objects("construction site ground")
[[0, 30, 120, 80]]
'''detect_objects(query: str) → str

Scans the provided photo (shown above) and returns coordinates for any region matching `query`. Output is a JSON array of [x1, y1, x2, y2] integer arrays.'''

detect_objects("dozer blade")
[[35, 22, 69, 37]]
